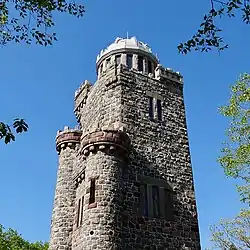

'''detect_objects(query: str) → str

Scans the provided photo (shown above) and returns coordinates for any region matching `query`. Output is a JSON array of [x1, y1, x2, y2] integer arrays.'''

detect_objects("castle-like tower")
[[49, 37, 201, 250]]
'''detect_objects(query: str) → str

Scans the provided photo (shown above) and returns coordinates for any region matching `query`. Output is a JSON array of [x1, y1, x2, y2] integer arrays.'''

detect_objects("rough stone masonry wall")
[[79, 64, 123, 135], [118, 68, 201, 249], [72, 66, 127, 249], [49, 146, 77, 250], [68, 62, 200, 249], [72, 150, 125, 250]]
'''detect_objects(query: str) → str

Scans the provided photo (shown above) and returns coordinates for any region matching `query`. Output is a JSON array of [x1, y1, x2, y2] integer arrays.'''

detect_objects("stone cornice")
[[56, 127, 82, 153], [80, 130, 130, 157]]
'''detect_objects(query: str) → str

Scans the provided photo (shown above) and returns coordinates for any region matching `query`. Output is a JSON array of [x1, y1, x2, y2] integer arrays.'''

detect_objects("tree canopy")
[[210, 209, 250, 249], [209, 73, 250, 249], [0, 224, 48, 250], [0, 119, 28, 144], [0, 0, 85, 46], [218, 73, 250, 205], [178, 0, 250, 53]]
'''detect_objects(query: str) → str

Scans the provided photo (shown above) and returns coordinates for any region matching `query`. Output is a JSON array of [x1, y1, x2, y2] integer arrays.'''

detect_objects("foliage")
[[178, 0, 250, 53], [209, 73, 250, 249], [210, 209, 250, 250], [0, 118, 28, 144], [0, 1, 85, 143], [0, 0, 85, 46], [0, 224, 48, 250], [218, 73, 250, 204]]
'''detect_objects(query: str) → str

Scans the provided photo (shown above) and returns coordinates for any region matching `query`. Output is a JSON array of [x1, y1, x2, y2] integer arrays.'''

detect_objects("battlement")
[[56, 126, 82, 153], [74, 80, 92, 123], [75, 80, 92, 99], [80, 129, 130, 157], [96, 64, 183, 95], [155, 65, 183, 84]]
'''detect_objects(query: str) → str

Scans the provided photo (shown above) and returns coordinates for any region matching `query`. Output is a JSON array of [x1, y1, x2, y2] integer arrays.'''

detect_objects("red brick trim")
[[88, 202, 97, 209]]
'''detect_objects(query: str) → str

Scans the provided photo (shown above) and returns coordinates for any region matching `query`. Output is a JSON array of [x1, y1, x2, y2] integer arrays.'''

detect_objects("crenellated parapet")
[[74, 80, 92, 123], [56, 126, 82, 154], [155, 65, 183, 84], [80, 129, 130, 158]]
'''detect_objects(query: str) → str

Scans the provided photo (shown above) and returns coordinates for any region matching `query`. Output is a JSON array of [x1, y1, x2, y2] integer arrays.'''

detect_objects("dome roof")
[[96, 37, 157, 64]]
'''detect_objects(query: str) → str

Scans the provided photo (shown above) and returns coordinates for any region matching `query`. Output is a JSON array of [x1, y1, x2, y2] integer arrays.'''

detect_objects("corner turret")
[[49, 126, 82, 250], [56, 126, 82, 153]]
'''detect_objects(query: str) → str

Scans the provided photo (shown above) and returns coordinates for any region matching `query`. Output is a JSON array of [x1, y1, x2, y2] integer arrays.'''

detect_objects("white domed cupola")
[[96, 37, 159, 78]]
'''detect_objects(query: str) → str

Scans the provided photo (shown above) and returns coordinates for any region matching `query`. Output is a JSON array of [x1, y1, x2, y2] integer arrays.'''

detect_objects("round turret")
[[50, 126, 82, 250], [56, 126, 82, 154], [80, 130, 130, 157], [96, 37, 159, 77]]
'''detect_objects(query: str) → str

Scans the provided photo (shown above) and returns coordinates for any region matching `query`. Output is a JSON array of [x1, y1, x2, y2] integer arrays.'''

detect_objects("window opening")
[[140, 177, 173, 219], [127, 54, 133, 69], [140, 184, 148, 216], [76, 198, 81, 227], [152, 186, 160, 217], [115, 55, 121, 65], [89, 179, 96, 204], [100, 64, 103, 73], [149, 97, 154, 120], [148, 60, 152, 73], [106, 58, 111, 67], [138, 56, 143, 71], [80, 196, 84, 225], [156, 99, 162, 121], [164, 189, 172, 220]]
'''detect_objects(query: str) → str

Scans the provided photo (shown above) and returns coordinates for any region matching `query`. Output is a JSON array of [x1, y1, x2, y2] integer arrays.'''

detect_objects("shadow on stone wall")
[[119, 146, 200, 250]]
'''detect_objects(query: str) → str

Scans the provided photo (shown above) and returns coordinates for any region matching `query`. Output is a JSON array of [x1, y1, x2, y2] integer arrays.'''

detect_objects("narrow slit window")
[[138, 56, 143, 72], [127, 54, 133, 69], [80, 196, 84, 226], [76, 198, 81, 227], [156, 99, 162, 121], [152, 186, 160, 217], [89, 179, 96, 204], [100, 64, 103, 73], [148, 60, 152, 73], [115, 55, 121, 65], [140, 184, 148, 216], [149, 97, 154, 120]]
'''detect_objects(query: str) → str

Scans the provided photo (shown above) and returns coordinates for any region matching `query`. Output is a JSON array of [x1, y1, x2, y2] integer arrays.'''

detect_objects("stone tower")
[[49, 37, 201, 250]]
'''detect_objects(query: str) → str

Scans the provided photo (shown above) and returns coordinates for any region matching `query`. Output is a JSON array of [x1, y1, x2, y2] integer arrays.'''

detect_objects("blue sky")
[[0, 0, 249, 248]]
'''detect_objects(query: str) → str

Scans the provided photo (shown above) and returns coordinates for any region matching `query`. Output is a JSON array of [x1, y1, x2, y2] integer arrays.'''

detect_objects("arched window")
[[139, 176, 173, 220]]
